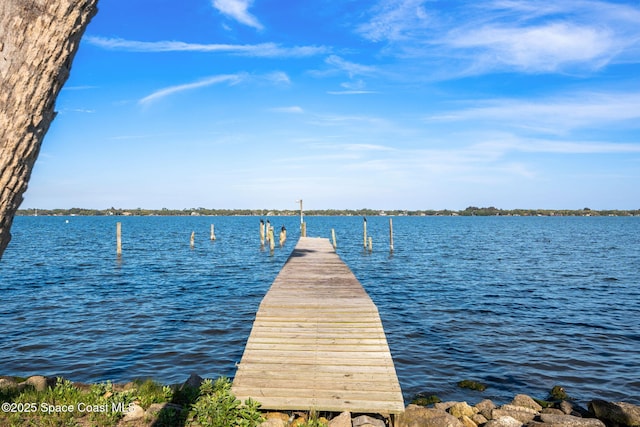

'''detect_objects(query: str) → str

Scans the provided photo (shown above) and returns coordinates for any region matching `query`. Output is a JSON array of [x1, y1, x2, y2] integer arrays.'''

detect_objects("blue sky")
[[22, 0, 640, 210]]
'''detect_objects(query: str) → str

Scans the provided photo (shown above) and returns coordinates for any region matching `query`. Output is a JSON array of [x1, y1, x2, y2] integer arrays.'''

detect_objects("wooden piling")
[[331, 228, 337, 250], [210, 224, 216, 241], [279, 226, 287, 247], [363, 217, 368, 249], [190, 231, 195, 248], [389, 217, 394, 253], [368, 236, 373, 252], [268, 226, 275, 251], [116, 222, 122, 256], [260, 219, 265, 246], [301, 222, 307, 237]]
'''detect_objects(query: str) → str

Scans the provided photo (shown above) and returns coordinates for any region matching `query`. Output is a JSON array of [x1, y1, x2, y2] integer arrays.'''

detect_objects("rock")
[[353, 414, 386, 427], [121, 403, 145, 422], [291, 418, 308, 427], [264, 412, 291, 423], [484, 416, 522, 427], [589, 400, 640, 426], [182, 373, 203, 389], [328, 411, 351, 427], [397, 404, 464, 427], [449, 402, 477, 418], [492, 405, 537, 424], [23, 375, 49, 392], [539, 413, 606, 427], [511, 394, 543, 412], [435, 402, 458, 412], [548, 386, 569, 401], [259, 419, 286, 427], [472, 413, 488, 425], [460, 415, 478, 427], [0, 378, 17, 389], [559, 400, 574, 415], [0, 0, 98, 258], [475, 399, 497, 419], [540, 408, 565, 416]]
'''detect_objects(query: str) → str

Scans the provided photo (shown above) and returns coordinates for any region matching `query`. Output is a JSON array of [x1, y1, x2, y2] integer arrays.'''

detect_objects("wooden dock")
[[232, 237, 404, 415]]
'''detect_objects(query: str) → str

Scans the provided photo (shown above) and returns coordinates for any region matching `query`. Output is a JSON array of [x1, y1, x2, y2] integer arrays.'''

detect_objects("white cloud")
[[85, 36, 328, 58], [212, 0, 263, 30], [139, 74, 246, 105], [357, 0, 640, 75], [427, 91, 640, 134], [448, 22, 616, 73], [269, 106, 304, 114], [325, 55, 379, 78]]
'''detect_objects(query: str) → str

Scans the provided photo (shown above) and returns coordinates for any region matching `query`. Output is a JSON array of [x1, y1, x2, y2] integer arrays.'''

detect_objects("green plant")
[[133, 378, 171, 408], [190, 377, 263, 427], [410, 393, 442, 406], [457, 379, 487, 391]]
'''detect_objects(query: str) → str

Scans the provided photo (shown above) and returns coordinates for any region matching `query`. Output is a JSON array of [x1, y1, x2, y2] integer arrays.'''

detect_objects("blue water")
[[1, 216, 639, 406]]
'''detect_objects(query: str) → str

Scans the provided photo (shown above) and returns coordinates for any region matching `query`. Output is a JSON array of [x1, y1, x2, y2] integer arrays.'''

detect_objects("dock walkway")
[[232, 237, 404, 415]]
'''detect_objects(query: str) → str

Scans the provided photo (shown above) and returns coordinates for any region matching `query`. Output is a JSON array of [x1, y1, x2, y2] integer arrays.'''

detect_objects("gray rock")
[[511, 395, 543, 412], [353, 414, 386, 427], [472, 413, 488, 425], [485, 416, 522, 427], [540, 413, 605, 427], [122, 403, 145, 422], [540, 408, 565, 416], [397, 404, 465, 427], [23, 375, 48, 392], [0, 378, 17, 389], [589, 400, 640, 426], [560, 400, 574, 415], [492, 405, 537, 424], [182, 373, 203, 389], [476, 399, 497, 419], [328, 411, 351, 427]]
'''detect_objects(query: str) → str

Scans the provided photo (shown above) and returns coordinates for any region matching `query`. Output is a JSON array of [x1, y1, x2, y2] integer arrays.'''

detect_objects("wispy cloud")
[[212, 0, 262, 30], [325, 55, 379, 78], [269, 106, 304, 114], [357, 0, 640, 75], [85, 36, 328, 58], [139, 74, 246, 105], [427, 91, 640, 134]]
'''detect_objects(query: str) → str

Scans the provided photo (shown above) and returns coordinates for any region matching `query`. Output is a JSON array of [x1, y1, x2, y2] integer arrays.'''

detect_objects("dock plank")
[[231, 237, 404, 415]]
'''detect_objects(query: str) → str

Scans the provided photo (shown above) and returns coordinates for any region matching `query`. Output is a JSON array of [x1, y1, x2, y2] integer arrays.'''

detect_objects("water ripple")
[[0, 216, 639, 406]]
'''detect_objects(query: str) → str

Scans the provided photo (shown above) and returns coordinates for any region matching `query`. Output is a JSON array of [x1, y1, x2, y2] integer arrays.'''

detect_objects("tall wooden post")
[[210, 224, 216, 241], [331, 228, 337, 250], [116, 222, 122, 256], [363, 217, 368, 249], [268, 226, 275, 251], [368, 236, 373, 252], [260, 219, 265, 246], [190, 231, 195, 249], [389, 217, 394, 253], [279, 226, 287, 247], [296, 199, 304, 236]]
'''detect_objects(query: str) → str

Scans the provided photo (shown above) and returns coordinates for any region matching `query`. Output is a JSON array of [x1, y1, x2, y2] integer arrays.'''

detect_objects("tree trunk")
[[0, 0, 98, 258]]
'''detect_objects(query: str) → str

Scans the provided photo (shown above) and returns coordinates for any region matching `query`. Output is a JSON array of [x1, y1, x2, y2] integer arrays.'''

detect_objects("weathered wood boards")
[[232, 237, 404, 414]]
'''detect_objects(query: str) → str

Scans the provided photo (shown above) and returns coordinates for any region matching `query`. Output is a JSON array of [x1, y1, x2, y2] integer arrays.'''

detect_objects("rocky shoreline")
[[2, 375, 639, 427]]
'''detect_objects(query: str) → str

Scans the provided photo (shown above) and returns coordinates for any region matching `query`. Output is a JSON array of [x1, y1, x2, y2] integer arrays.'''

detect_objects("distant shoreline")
[[15, 206, 640, 217]]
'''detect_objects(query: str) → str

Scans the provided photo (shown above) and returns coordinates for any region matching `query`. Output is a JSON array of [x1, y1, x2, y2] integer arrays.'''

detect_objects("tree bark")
[[0, 0, 98, 258]]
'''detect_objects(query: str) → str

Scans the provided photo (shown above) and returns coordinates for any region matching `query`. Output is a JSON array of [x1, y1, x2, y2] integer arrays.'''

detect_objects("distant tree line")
[[16, 206, 640, 217]]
